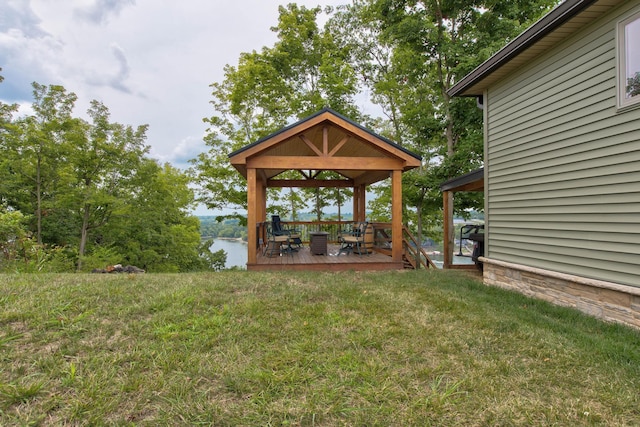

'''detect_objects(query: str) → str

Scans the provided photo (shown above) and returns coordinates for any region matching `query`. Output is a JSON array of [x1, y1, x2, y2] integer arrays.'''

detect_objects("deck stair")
[[371, 224, 437, 269], [401, 226, 437, 269]]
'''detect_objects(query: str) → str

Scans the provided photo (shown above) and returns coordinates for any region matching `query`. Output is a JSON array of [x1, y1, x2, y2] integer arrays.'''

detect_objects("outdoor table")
[[309, 231, 329, 255]]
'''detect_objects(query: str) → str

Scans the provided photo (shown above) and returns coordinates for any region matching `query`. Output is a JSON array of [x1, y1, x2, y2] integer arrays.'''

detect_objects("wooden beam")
[[257, 179, 266, 223], [328, 135, 349, 157], [268, 179, 354, 188], [323, 126, 328, 156], [247, 168, 258, 265], [258, 169, 269, 185], [299, 134, 323, 157], [247, 156, 404, 170], [353, 186, 360, 221], [391, 170, 403, 262]]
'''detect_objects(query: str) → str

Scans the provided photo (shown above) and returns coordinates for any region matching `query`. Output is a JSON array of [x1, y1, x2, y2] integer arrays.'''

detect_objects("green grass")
[[0, 270, 639, 426]]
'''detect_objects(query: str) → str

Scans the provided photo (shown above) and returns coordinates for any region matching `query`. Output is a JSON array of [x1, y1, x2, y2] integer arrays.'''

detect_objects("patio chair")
[[271, 215, 302, 249], [338, 221, 372, 256], [263, 223, 293, 257]]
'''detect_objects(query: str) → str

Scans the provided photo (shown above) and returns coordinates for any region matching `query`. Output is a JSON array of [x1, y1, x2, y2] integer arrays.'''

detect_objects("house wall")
[[483, 258, 640, 329], [485, 0, 640, 289]]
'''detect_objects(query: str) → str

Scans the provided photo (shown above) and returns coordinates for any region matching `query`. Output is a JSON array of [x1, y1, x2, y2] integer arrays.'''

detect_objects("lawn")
[[1, 270, 639, 426]]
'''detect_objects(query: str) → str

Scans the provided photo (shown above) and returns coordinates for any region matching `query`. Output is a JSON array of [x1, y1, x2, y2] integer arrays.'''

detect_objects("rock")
[[123, 265, 145, 274], [100, 264, 145, 274]]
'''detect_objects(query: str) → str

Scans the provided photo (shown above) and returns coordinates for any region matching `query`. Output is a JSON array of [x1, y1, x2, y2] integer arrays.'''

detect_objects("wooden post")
[[257, 179, 266, 249], [353, 186, 360, 221], [352, 187, 357, 222], [358, 184, 366, 221], [443, 190, 453, 269], [256, 179, 265, 223], [391, 169, 403, 262], [247, 168, 257, 265]]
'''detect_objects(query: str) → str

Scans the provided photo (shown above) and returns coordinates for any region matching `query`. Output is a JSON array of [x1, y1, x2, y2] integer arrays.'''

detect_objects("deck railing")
[[259, 220, 401, 245], [258, 221, 352, 247], [257, 220, 436, 269]]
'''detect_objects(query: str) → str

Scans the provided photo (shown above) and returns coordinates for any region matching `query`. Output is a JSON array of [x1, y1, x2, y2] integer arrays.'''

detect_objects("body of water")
[[209, 238, 248, 269]]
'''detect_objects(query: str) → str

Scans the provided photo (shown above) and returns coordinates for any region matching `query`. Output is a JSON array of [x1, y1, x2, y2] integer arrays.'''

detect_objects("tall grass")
[[1, 270, 639, 425]]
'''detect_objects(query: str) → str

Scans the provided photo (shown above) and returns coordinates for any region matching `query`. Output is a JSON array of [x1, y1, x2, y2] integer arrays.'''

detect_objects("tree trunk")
[[289, 189, 296, 220], [36, 155, 43, 244], [314, 188, 322, 221], [77, 204, 91, 271]]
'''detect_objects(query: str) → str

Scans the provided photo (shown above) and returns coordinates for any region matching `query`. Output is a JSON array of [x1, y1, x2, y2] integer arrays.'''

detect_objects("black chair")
[[264, 223, 293, 257], [271, 215, 302, 248]]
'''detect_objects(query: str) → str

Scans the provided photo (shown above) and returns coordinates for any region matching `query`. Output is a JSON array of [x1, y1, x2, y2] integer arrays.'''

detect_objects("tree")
[[330, 0, 556, 245], [0, 70, 19, 138], [0, 207, 30, 267], [1, 75, 215, 272], [191, 5, 360, 220], [328, 1, 412, 143], [1, 83, 77, 244], [64, 100, 149, 271], [370, 0, 558, 162], [0, 70, 20, 209], [281, 188, 307, 221], [627, 71, 640, 98], [99, 161, 216, 272], [323, 179, 353, 222]]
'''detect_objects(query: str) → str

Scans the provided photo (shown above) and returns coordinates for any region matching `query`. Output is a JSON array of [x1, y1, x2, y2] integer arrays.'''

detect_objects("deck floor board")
[[252, 244, 403, 271]]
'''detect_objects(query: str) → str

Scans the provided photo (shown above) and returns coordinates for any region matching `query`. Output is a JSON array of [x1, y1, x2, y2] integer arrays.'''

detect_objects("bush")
[[78, 246, 123, 272]]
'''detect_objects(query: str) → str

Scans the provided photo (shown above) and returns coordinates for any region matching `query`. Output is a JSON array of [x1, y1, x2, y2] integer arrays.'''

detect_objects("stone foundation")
[[482, 258, 640, 329]]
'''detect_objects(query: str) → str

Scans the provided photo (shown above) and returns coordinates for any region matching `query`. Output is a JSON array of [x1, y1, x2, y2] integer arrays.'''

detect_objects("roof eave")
[[439, 168, 484, 192], [228, 108, 422, 163]]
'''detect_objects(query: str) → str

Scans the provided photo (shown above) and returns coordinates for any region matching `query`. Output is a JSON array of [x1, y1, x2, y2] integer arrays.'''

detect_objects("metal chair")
[[263, 223, 293, 257], [271, 215, 302, 249], [338, 221, 371, 256]]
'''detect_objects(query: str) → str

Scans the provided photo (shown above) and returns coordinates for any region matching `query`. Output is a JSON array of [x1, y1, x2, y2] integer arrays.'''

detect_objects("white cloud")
[[1, 0, 348, 215], [73, 0, 135, 25], [84, 43, 134, 94], [152, 134, 207, 170], [0, 0, 47, 36]]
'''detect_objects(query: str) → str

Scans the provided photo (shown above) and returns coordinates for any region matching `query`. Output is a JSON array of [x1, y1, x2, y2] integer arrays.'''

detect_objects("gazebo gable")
[[228, 108, 421, 185]]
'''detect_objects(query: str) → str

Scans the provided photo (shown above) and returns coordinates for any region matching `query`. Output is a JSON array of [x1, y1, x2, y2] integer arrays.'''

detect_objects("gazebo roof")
[[229, 108, 422, 187]]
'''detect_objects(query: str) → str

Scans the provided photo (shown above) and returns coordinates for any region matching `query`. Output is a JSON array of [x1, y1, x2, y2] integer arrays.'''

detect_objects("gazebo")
[[228, 108, 423, 271]]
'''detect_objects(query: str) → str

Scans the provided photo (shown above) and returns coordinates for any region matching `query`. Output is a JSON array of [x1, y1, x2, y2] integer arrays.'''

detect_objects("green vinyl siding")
[[485, 1, 640, 287]]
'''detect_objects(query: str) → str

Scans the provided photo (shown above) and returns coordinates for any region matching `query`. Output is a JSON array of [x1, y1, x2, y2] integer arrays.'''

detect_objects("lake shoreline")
[[202, 236, 247, 243], [208, 238, 248, 269]]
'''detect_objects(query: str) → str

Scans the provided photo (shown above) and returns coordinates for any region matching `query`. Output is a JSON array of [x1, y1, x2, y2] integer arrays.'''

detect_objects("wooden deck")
[[249, 244, 404, 272]]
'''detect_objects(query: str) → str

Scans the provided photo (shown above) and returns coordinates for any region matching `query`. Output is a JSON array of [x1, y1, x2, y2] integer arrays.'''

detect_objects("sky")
[[0, 0, 347, 215]]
